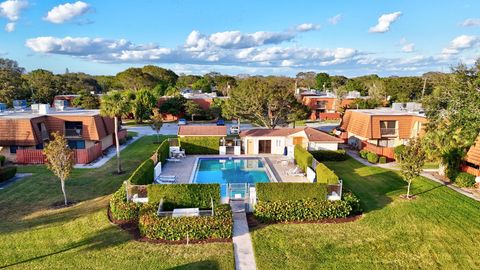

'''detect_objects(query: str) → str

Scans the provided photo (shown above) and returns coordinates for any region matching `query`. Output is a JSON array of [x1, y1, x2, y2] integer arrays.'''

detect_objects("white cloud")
[[328, 14, 342, 25], [295, 23, 320, 32], [4, 21, 14, 32], [369, 11, 402, 33], [461, 18, 480, 27], [400, 38, 415, 52], [441, 35, 478, 55], [44, 1, 90, 24]]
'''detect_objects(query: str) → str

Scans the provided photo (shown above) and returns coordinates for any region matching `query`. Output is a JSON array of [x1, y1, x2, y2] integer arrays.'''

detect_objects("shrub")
[[454, 172, 476, 188], [342, 192, 362, 214], [156, 139, 170, 165], [359, 150, 369, 159], [315, 163, 339, 184], [128, 159, 154, 185], [379, 156, 387, 164], [254, 199, 353, 222], [294, 144, 313, 172], [139, 203, 232, 241], [394, 144, 406, 160], [119, 138, 127, 145], [109, 183, 140, 221], [147, 184, 220, 210], [0, 166, 16, 182], [179, 136, 220, 154], [0, 155, 5, 166], [367, 152, 379, 163], [256, 183, 327, 202], [310, 150, 347, 161]]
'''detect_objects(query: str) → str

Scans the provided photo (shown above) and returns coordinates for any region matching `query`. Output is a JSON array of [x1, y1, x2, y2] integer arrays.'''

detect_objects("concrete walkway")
[[230, 201, 257, 270], [0, 173, 33, 190], [346, 149, 480, 202]]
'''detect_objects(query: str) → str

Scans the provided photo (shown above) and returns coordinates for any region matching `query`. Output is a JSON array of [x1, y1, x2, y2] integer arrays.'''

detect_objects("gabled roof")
[[465, 135, 480, 166], [240, 127, 343, 143], [178, 125, 227, 136]]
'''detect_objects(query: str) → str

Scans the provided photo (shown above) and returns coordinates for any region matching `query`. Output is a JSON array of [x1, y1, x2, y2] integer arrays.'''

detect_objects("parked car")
[[216, 119, 225, 126], [230, 125, 240, 135], [178, 118, 187, 125]]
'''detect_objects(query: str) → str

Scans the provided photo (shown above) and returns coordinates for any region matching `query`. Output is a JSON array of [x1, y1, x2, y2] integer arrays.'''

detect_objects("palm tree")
[[100, 90, 130, 174]]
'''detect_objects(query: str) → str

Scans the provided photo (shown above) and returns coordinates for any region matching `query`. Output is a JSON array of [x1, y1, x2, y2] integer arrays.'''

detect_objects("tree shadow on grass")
[[167, 260, 220, 270]]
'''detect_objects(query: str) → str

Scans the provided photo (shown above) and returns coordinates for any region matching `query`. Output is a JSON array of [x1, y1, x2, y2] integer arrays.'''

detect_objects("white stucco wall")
[[307, 142, 338, 151], [242, 136, 286, 155]]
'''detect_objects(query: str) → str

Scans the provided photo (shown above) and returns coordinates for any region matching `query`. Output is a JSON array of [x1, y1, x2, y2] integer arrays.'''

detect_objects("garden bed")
[[246, 212, 363, 230]]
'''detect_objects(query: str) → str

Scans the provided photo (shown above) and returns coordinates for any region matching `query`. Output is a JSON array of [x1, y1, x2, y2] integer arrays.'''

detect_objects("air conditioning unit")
[[38, 104, 50, 115]]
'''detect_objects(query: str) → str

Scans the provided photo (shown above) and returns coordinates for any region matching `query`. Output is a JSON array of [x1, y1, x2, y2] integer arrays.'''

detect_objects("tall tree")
[[176, 75, 202, 88], [191, 78, 212, 92], [384, 76, 430, 102], [25, 69, 62, 104], [59, 72, 102, 94], [422, 60, 480, 179], [100, 91, 130, 174], [131, 89, 156, 123], [0, 58, 28, 106], [72, 90, 100, 109], [44, 132, 74, 206], [296, 71, 317, 89], [142, 65, 178, 86], [116, 68, 157, 91], [223, 77, 303, 129], [185, 100, 202, 121], [150, 108, 163, 143], [397, 137, 426, 199], [315, 72, 331, 90], [159, 95, 186, 117]]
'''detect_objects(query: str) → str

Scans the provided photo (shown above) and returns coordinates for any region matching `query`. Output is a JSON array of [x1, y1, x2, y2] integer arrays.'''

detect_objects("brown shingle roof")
[[178, 125, 227, 136], [466, 135, 480, 166], [303, 127, 344, 142], [240, 127, 343, 142]]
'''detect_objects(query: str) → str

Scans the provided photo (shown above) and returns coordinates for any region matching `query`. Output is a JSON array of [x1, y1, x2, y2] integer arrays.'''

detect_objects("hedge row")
[[359, 150, 382, 164], [128, 159, 154, 185], [147, 184, 221, 210], [454, 172, 476, 188], [156, 139, 170, 165], [179, 136, 220, 154], [138, 204, 232, 241], [0, 166, 16, 182], [315, 163, 339, 184], [254, 192, 361, 222], [109, 183, 140, 221], [294, 144, 313, 172], [310, 150, 347, 161], [0, 155, 5, 166], [256, 183, 327, 202]]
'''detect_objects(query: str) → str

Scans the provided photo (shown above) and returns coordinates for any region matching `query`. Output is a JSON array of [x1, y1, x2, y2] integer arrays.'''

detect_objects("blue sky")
[[1, 0, 479, 77]]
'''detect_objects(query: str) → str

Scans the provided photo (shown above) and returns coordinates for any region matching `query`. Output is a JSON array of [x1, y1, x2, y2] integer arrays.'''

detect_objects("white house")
[[239, 127, 343, 156]]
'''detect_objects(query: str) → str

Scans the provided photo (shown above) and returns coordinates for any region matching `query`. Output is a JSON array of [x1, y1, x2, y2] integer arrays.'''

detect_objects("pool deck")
[[160, 155, 308, 183]]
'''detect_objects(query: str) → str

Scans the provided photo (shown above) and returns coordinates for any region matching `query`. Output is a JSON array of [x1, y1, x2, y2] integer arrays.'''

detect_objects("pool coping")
[[188, 155, 278, 184]]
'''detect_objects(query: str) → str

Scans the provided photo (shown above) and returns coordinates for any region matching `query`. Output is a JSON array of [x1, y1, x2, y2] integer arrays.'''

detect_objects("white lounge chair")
[[286, 166, 304, 177], [166, 158, 181, 162], [154, 175, 177, 184]]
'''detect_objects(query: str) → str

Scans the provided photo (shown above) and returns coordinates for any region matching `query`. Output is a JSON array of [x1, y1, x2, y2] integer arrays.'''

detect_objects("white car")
[[230, 126, 240, 134]]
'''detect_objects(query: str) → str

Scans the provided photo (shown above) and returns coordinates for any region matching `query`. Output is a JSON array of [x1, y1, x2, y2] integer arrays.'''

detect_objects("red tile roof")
[[466, 135, 480, 166], [178, 125, 227, 136], [240, 127, 343, 142]]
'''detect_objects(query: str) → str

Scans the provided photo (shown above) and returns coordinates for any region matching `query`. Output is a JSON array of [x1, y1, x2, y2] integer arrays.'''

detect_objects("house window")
[[9, 146, 18, 154], [275, 139, 282, 147], [35, 143, 44, 150], [65, 121, 83, 137], [380, 121, 397, 136], [68, 140, 86, 149], [377, 139, 395, 147]]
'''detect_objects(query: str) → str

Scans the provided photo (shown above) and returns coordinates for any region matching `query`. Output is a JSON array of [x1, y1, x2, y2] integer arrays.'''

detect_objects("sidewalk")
[[230, 201, 257, 270], [346, 149, 480, 202]]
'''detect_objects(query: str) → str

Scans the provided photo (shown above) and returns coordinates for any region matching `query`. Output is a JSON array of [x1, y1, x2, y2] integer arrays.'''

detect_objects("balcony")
[[380, 128, 397, 137], [65, 128, 83, 138]]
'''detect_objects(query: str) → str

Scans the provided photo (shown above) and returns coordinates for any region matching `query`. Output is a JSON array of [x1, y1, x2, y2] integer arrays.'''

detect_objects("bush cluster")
[[310, 150, 347, 161], [147, 184, 220, 210], [128, 159, 154, 185], [454, 172, 476, 188], [0, 155, 5, 166], [109, 183, 140, 221], [155, 140, 170, 165], [0, 166, 16, 182], [359, 150, 369, 159], [359, 150, 383, 164], [256, 183, 327, 202], [179, 136, 220, 154], [366, 152, 379, 163], [294, 144, 313, 172], [394, 144, 406, 161], [379, 156, 387, 164], [315, 163, 339, 184], [138, 204, 232, 241]]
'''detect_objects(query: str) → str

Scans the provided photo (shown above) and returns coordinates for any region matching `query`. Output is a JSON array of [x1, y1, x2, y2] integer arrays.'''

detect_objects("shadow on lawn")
[[167, 260, 220, 270], [0, 226, 129, 269]]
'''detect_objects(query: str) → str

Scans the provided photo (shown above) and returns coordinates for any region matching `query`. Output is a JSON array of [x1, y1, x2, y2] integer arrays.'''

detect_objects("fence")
[[318, 112, 341, 120], [16, 143, 103, 165], [361, 142, 395, 159]]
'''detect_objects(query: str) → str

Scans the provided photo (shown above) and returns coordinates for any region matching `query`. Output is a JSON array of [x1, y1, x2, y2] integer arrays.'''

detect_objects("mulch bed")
[[106, 206, 232, 245], [246, 213, 363, 230], [50, 201, 78, 209]]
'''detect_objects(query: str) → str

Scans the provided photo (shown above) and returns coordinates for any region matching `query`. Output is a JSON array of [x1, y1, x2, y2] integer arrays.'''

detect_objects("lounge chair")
[[154, 175, 177, 184], [166, 158, 181, 162], [286, 166, 304, 176]]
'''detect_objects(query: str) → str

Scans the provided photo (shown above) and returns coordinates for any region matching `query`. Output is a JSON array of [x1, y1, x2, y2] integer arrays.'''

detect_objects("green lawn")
[[0, 135, 234, 270], [252, 157, 480, 269]]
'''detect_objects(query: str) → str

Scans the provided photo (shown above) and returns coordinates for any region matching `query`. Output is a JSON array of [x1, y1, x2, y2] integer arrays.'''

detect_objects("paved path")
[[346, 149, 480, 202], [230, 201, 257, 270], [0, 173, 33, 190]]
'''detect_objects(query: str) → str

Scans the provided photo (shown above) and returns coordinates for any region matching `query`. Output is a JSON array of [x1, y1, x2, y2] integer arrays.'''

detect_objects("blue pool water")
[[193, 158, 271, 198]]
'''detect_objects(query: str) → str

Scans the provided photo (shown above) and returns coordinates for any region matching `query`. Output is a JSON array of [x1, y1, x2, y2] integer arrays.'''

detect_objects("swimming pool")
[[191, 157, 273, 199]]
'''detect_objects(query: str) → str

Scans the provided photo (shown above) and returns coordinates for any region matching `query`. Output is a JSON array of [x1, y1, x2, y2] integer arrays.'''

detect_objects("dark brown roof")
[[240, 127, 343, 143], [178, 125, 227, 136], [466, 135, 480, 166]]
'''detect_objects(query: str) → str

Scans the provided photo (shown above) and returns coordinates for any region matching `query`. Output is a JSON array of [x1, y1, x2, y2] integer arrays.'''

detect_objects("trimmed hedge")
[[179, 136, 220, 154], [256, 183, 327, 202], [310, 150, 347, 161], [156, 139, 170, 165], [454, 172, 476, 188], [359, 150, 369, 159], [109, 183, 140, 221], [379, 156, 387, 164], [139, 204, 232, 241], [128, 159, 154, 185], [147, 184, 221, 210], [315, 163, 339, 184], [367, 152, 379, 163], [294, 144, 313, 172], [0, 155, 5, 166], [0, 166, 16, 182], [394, 144, 406, 160]]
